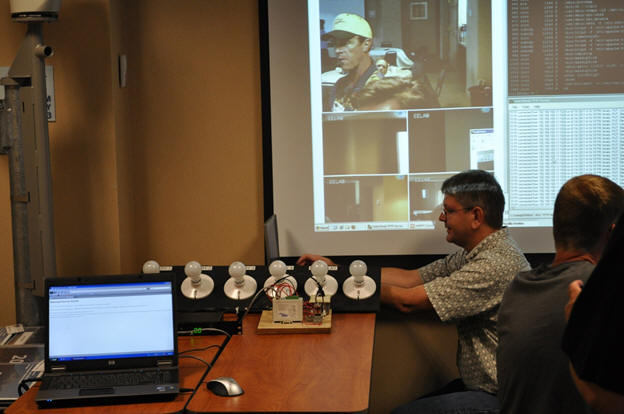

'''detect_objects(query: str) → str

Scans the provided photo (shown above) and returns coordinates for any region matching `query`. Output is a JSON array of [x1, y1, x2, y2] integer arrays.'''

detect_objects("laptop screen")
[[47, 281, 175, 362]]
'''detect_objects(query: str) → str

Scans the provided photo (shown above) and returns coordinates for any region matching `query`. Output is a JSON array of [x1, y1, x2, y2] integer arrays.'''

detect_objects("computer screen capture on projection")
[[266, 0, 624, 256]]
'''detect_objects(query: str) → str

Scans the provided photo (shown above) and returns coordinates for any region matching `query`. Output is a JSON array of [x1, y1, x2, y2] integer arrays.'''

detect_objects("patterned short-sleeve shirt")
[[420, 228, 530, 394]]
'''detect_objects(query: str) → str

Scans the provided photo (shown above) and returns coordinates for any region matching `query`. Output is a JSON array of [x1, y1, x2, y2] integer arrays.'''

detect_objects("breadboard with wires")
[[256, 310, 331, 334]]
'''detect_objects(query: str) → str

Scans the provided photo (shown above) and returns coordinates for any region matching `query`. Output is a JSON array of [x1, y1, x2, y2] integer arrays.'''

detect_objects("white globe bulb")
[[181, 260, 214, 299], [269, 260, 287, 277], [349, 260, 367, 278], [142, 260, 160, 274], [224, 261, 256, 299], [228, 261, 246, 281], [310, 260, 328, 277], [342, 258, 376, 300], [184, 261, 202, 280]]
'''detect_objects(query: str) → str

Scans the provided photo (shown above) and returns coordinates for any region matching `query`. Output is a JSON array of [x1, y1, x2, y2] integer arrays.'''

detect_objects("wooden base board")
[[256, 310, 331, 334]]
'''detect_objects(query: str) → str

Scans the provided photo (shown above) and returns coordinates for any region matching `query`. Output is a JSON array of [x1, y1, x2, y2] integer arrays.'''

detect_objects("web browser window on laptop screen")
[[48, 282, 175, 362]]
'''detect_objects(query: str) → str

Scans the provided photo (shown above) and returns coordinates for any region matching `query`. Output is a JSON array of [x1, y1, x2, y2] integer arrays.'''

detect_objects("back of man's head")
[[553, 174, 624, 253], [441, 169, 505, 228]]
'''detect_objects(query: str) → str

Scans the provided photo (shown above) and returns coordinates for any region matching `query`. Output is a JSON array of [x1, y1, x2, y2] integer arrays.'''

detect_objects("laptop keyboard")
[[41, 368, 178, 390]]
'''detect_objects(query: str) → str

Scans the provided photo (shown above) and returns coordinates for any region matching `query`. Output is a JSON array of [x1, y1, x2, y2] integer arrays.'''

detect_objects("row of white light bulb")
[[142, 259, 376, 301]]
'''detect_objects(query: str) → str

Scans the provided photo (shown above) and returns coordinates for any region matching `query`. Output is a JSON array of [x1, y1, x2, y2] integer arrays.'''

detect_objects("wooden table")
[[186, 312, 376, 413], [6, 313, 376, 413]]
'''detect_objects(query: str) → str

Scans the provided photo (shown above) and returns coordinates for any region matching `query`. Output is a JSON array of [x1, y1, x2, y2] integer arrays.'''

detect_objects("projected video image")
[[323, 111, 407, 175], [311, 1, 497, 234], [409, 173, 455, 224], [266, 0, 624, 254], [319, 0, 492, 112], [324, 175, 408, 224], [319, 106, 494, 228], [409, 107, 494, 172]]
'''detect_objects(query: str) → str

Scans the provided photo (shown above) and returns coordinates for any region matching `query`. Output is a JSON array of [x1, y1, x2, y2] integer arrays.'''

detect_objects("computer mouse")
[[206, 376, 244, 397]]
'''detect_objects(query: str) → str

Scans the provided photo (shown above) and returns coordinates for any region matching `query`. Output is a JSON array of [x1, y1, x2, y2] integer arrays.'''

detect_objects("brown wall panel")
[[0, 0, 264, 325], [122, 0, 264, 267]]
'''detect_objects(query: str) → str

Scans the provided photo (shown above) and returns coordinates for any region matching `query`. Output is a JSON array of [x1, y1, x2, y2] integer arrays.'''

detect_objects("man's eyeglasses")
[[440, 206, 474, 218]]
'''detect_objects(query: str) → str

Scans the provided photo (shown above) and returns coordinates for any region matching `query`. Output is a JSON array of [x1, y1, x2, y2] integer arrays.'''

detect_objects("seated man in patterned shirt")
[[297, 169, 530, 414]]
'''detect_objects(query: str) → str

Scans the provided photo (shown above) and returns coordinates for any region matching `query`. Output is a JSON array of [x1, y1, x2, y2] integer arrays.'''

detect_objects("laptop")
[[36, 274, 179, 407]]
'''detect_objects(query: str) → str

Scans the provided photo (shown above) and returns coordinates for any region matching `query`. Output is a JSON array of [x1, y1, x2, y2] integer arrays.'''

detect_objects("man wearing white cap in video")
[[323, 13, 384, 111]]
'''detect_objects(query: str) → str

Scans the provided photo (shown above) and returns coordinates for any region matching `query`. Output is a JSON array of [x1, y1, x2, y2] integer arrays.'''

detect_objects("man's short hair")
[[553, 174, 624, 252], [441, 170, 505, 228]]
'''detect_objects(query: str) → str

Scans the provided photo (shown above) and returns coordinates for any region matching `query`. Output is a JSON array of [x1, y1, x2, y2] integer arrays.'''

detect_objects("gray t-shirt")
[[420, 228, 530, 394], [497, 261, 594, 414]]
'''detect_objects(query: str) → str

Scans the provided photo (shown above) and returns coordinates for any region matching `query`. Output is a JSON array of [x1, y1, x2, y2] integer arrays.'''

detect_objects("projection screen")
[[266, 0, 624, 257]]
